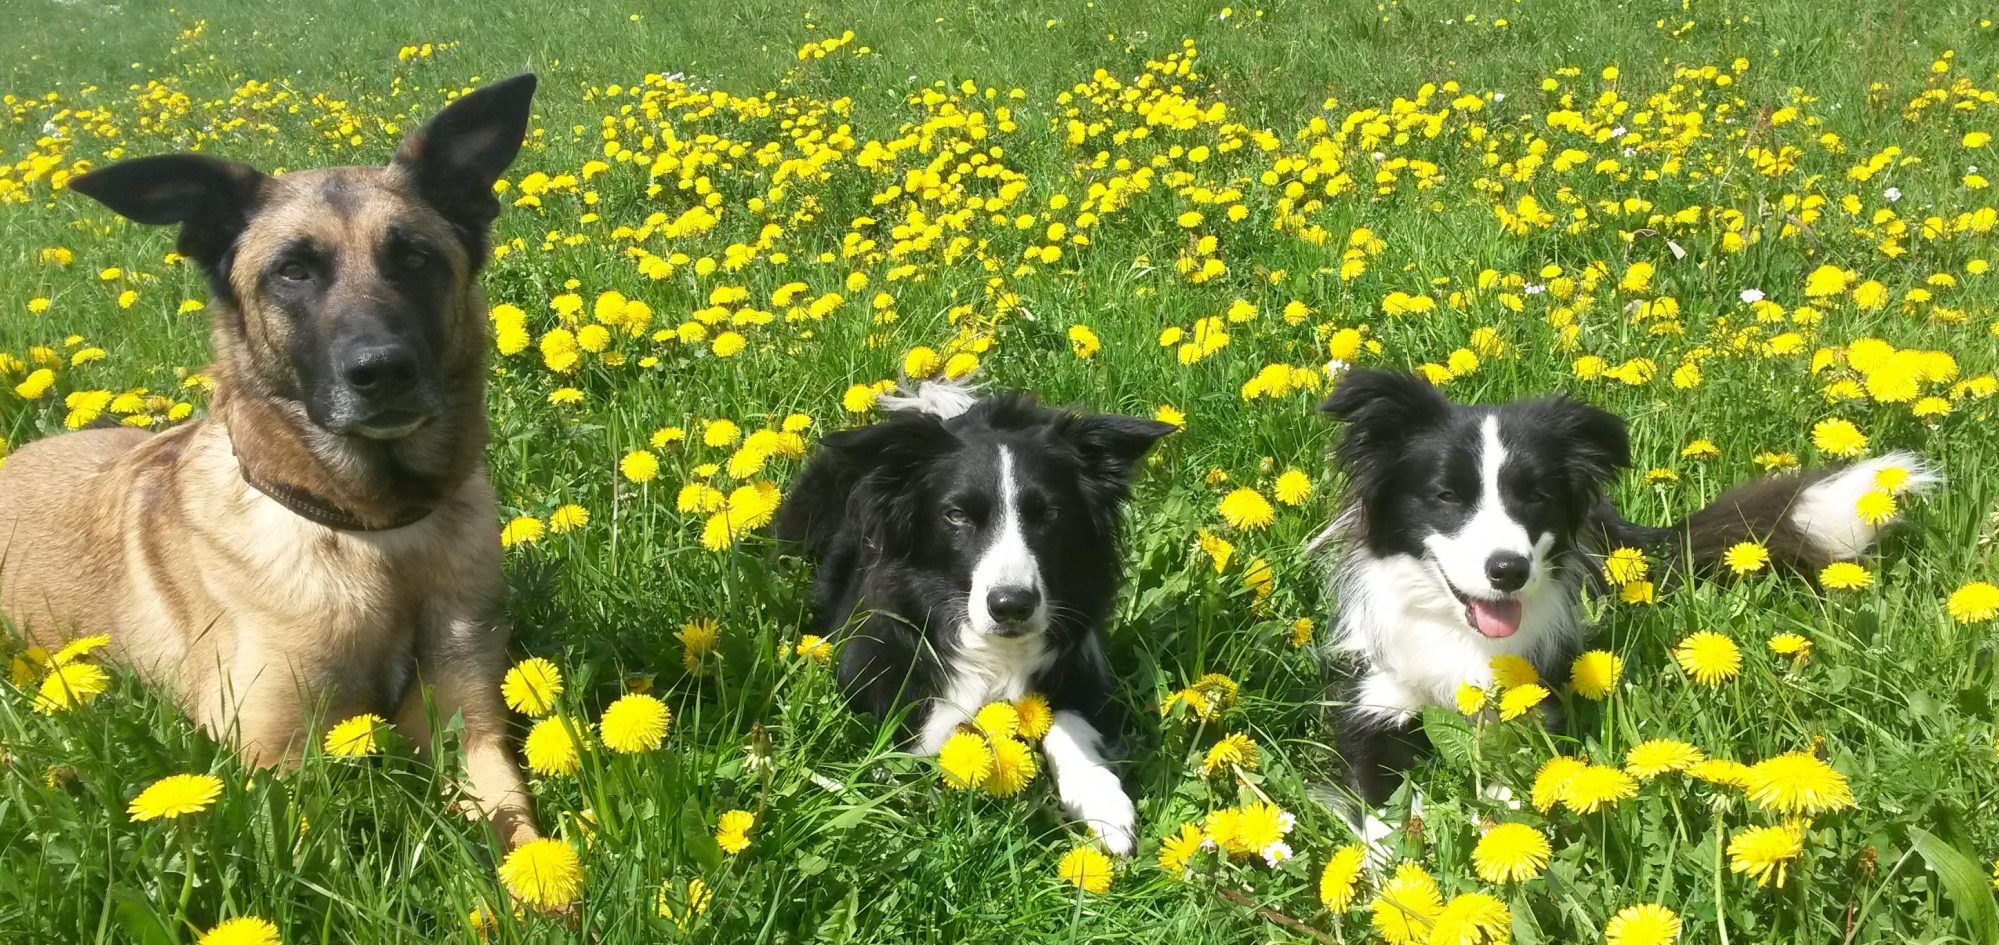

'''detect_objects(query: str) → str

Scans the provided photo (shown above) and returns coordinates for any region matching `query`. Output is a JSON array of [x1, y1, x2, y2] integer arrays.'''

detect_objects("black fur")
[[776, 394, 1172, 741]]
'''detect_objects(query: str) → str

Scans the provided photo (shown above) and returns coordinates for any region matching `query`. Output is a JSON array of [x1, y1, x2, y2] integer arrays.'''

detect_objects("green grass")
[[4, 0, 1999, 942]]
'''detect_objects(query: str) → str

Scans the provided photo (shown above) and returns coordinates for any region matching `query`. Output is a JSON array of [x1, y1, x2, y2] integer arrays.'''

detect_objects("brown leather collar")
[[242, 472, 433, 531]]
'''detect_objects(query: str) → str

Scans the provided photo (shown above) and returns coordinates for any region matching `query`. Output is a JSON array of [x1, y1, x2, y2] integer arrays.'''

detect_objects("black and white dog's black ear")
[[393, 72, 537, 243], [1545, 397, 1631, 491], [819, 414, 959, 546], [1069, 414, 1177, 486], [1319, 369, 1450, 452], [66, 155, 268, 269]]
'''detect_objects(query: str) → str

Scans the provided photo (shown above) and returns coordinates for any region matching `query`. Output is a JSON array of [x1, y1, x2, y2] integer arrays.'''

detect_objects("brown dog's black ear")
[[393, 72, 537, 245], [66, 155, 267, 269]]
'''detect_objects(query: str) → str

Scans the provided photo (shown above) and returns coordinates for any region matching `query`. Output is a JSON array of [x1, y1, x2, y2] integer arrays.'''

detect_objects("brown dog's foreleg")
[[403, 608, 539, 850]]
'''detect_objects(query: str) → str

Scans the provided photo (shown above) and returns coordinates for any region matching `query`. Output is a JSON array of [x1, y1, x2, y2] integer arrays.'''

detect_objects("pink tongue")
[[1470, 599, 1524, 638]]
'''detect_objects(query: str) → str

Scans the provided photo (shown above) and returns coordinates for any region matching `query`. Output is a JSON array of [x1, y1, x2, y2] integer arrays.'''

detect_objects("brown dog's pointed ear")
[[66, 154, 267, 269], [393, 72, 537, 244]]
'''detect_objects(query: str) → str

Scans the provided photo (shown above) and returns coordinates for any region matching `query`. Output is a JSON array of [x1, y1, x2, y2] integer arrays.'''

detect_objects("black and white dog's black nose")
[[1484, 552, 1530, 593], [986, 585, 1041, 623]]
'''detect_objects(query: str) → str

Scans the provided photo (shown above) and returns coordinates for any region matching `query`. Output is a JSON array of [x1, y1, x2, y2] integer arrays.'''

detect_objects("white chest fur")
[[915, 625, 1054, 754]]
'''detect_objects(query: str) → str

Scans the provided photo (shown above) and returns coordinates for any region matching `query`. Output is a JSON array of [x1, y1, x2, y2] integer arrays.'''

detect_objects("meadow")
[[3, 0, 1999, 941]]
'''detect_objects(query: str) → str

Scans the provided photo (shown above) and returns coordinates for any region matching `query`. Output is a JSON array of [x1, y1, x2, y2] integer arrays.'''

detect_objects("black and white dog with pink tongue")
[[1311, 369, 1933, 824]]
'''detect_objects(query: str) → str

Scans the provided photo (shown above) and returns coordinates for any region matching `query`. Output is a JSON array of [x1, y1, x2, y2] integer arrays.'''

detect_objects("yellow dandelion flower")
[[128, 773, 224, 821], [497, 837, 584, 910], [196, 917, 281, 945], [499, 515, 545, 548], [1604, 903, 1681, 945], [1499, 683, 1549, 722], [985, 736, 1038, 796], [1203, 732, 1259, 776], [1431, 891, 1511, 945], [1159, 822, 1206, 878], [1532, 755, 1588, 812], [1319, 843, 1367, 910], [34, 660, 109, 713], [1681, 438, 1720, 459], [1946, 581, 1999, 623], [1743, 752, 1854, 815], [502, 657, 563, 717], [619, 450, 660, 483], [1689, 758, 1755, 789], [1724, 541, 1770, 575], [1571, 650, 1623, 700], [1818, 562, 1872, 590], [1455, 682, 1489, 716], [1728, 821, 1805, 887], [1490, 655, 1540, 688], [715, 809, 755, 854], [1767, 633, 1814, 659], [1369, 861, 1443, 945], [323, 713, 387, 757], [1014, 693, 1054, 740], [974, 701, 1020, 739], [1604, 547, 1648, 585], [1473, 822, 1552, 884], [1810, 418, 1868, 457], [1560, 765, 1639, 813], [1625, 739, 1705, 779], [1273, 469, 1314, 506], [1217, 488, 1275, 530], [938, 731, 994, 789], [1057, 844, 1114, 893], [795, 634, 832, 664], [599, 693, 671, 753], [523, 716, 585, 776], [548, 504, 589, 533], [1674, 631, 1742, 685], [1854, 489, 1896, 526]]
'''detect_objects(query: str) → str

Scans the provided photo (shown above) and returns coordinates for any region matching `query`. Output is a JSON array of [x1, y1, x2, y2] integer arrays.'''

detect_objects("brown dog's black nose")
[[987, 585, 1041, 624], [342, 346, 419, 397], [1485, 552, 1530, 592]]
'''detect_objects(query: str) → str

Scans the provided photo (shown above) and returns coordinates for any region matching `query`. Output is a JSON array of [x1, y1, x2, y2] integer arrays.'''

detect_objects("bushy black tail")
[[1597, 451, 1939, 575]]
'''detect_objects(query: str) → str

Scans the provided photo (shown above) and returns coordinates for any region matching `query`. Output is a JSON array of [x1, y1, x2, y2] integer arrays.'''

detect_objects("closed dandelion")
[[1474, 822, 1552, 883]]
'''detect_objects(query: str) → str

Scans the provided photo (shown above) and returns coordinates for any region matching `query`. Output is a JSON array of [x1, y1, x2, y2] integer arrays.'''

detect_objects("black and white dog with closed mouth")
[[776, 380, 1174, 855], [1312, 369, 1934, 829]]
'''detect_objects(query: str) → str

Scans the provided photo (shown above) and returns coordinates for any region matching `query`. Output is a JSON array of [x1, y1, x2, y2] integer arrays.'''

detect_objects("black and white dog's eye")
[[944, 508, 971, 527], [1436, 489, 1459, 503]]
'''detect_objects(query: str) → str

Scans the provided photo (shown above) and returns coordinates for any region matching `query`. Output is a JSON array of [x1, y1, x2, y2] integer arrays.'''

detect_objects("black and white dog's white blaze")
[[1314, 369, 1935, 809], [775, 381, 1174, 855]]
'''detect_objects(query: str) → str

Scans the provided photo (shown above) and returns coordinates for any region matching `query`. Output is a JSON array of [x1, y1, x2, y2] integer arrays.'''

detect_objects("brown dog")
[[0, 74, 541, 848]]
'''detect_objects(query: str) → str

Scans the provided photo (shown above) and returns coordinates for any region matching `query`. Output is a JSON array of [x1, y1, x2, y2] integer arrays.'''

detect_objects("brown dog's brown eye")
[[276, 261, 310, 282], [401, 251, 430, 272]]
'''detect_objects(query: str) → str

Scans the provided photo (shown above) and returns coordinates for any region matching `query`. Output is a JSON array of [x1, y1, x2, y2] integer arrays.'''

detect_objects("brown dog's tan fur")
[[0, 76, 539, 848]]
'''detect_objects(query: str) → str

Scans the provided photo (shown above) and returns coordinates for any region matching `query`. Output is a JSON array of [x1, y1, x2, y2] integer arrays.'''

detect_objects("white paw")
[[1358, 809, 1397, 870], [1060, 767, 1137, 857]]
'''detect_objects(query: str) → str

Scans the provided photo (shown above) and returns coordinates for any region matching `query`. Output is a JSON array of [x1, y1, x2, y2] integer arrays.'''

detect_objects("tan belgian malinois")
[[0, 74, 541, 848]]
